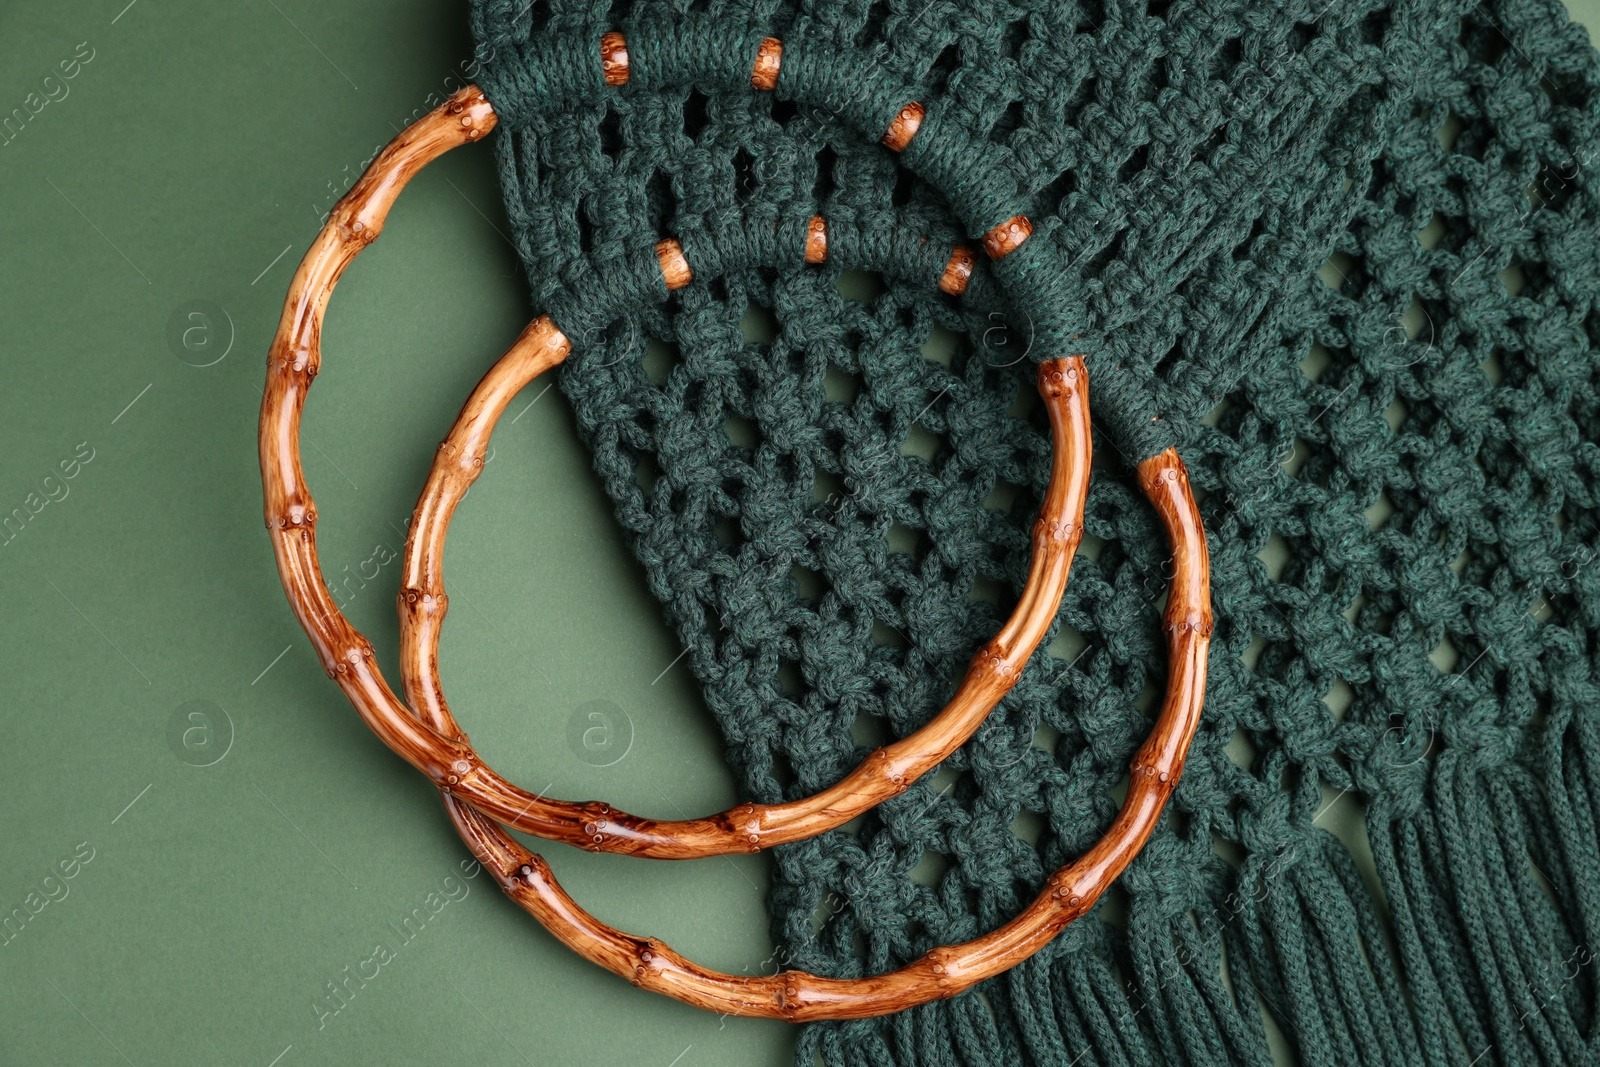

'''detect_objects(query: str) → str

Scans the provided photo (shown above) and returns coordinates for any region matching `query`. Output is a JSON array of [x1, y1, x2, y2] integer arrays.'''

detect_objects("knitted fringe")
[[801, 713, 1600, 1067]]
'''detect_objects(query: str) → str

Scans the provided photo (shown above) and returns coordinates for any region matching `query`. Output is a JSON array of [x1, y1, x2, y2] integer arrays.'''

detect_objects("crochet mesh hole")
[[983, 477, 1023, 513], [886, 522, 923, 556], [1323, 677, 1355, 721], [900, 425, 942, 461], [641, 338, 678, 386], [575, 198, 594, 254], [682, 90, 710, 141], [724, 415, 759, 449], [1225, 726, 1259, 771], [837, 268, 886, 303], [991, 99, 1026, 145], [1035, 167, 1077, 216], [1257, 534, 1292, 582], [811, 468, 845, 506], [791, 564, 823, 602], [598, 106, 623, 158], [890, 167, 917, 207], [1318, 250, 1354, 292], [822, 363, 861, 403], [1418, 211, 1448, 249], [739, 302, 778, 344], [909, 848, 951, 887], [851, 711, 894, 749], [871, 618, 910, 648], [967, 575, 1006, 605], [926, 42, 960, 93], [633, 451, 661, 494], [1435, 109, 1462, 151], [645, 169, 675, 232], [1118, 142, 1150, 186], [1501, 262, 1526, 298], [732, 147, 756, 196], [812, 145, 837, 203], [1010, 809, 1047, 847], [777, 661, 804, 697], [1046, 625, 1089, 668]]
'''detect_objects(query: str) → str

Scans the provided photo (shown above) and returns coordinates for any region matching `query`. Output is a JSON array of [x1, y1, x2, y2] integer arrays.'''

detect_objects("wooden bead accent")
[[882, 102, 925, 152], [805, 216, 828, 264], [939, 246, 975, 295], [983, 215, 1033, 260], [601, 31, 630, 87], [752, 37, 783, 91], [655, 238, 692, 290]]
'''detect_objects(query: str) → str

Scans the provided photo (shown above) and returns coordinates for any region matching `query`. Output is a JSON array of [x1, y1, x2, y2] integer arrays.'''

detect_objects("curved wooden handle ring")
[[436, 444, 1208, 1020], [395, 338, 1089, 856], [261, 84, 1091, 859], [260, 85, 1212, 1018]]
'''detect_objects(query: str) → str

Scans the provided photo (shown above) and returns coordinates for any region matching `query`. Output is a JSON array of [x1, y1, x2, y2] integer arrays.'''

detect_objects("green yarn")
[[467, 0, 1600, 1063]]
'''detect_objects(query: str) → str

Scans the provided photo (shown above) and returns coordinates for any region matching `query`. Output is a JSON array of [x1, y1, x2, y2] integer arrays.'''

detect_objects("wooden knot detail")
[[1141, 462, 1184, 494], [751, 37, 782, 90], [1032, 516, 1078, 545], [805, 216, 828, 264], [398, 587, 448, 613], [983, 215, 1033, 260], [275, 347, 317, 375], [971, 639, 1020, 679], [1049, 880, 1084, 909], [1129, 759, 1172, 785], [925, 948, 961, 987], [1037, 358, 1082, 398], [442, 756, 474, 787], [601, 31, 630, 87], [872, 750, 909, 790], [269, 504, 317, 530], [775, 972, 803, 1016], [630, 939, 663, 985], [939, 246, 975, 295], [656, 238, 692, 290], [882, 102, 924, 151], [337, 213, 379, 247]]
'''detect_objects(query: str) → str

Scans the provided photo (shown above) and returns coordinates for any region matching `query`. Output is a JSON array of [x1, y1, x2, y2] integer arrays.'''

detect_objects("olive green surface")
[[1, 3, 1597, 1065]]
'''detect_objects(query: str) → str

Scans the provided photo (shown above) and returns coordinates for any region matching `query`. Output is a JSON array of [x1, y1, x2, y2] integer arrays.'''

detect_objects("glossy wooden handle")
[[259, 83, 1211, 1020], [396, 342, 1088, 855], [260, 85, 1091, 859], [436, 446, 1209, 1020]]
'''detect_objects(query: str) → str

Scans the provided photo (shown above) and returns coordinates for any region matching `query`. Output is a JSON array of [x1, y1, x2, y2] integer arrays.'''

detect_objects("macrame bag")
[[264, 0, 1600, 1063]]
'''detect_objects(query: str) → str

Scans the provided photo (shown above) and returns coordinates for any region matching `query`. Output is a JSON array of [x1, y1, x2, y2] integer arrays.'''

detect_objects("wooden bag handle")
[[430, 442, 1207, 1021], [261, 86, 1092, 860], [395, 324, 1089, 857], [260, 84, 1211, 1019]]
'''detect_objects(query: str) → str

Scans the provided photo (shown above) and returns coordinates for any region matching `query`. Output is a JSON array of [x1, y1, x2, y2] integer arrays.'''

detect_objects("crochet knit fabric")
[[466, 0, 1600, 1064]]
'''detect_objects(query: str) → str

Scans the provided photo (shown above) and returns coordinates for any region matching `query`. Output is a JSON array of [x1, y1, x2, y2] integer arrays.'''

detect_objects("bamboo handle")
[[436, 446, 1208, 1020], [262, 86, 1091, 860], [260, 83, 1211, 1020], [395, 339, 1087, 856]]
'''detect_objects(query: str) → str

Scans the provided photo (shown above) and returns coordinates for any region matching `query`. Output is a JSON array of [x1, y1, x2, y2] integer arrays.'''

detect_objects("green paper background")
[[0, 3, 1596, 1065]]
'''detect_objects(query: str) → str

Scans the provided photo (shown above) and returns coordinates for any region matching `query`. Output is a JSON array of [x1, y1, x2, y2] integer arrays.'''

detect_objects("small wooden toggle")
[[752, 37, 783, 90], [601, 31, 630, 87]]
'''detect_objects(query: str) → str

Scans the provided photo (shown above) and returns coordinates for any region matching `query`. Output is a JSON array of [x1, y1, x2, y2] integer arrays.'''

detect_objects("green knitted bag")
[[464, 0, 1600, 1063]]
